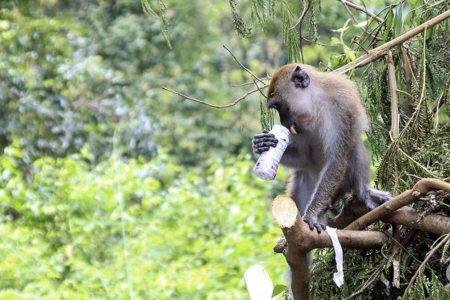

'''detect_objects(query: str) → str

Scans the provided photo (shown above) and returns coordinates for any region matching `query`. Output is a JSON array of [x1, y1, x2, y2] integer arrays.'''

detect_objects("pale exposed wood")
[[273, 178, 449, 299], [272, 195, 299, 228], [272, 196, 387, 299]]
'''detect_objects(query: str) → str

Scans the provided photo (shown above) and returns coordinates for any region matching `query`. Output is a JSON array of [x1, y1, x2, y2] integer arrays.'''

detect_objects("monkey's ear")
[[291, 65, 310, 88]]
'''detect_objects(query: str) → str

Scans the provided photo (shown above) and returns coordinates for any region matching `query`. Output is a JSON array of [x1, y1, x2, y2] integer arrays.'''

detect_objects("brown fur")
[[268, 63, 368, 132]]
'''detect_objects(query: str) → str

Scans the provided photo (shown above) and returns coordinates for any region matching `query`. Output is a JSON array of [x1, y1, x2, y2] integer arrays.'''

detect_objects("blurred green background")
[[0, 0, 448, 299]]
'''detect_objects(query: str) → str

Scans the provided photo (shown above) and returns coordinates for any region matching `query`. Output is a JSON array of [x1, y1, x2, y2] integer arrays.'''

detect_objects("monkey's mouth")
[[289, 123, 299, 135]]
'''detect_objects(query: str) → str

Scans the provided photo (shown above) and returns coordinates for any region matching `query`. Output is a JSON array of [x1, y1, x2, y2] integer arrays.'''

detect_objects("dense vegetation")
[[0, 0, 448, 298]]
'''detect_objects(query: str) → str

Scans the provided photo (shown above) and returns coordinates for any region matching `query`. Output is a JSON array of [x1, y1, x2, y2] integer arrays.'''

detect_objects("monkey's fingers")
[[304, 218, 326, 234], [253, 146, 270, 154], [253, 141, 278, 148], [253, 136, 278, 145], [253, 133, 276, 140]]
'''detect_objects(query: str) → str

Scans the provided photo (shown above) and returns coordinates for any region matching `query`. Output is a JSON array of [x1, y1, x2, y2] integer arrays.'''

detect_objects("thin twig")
[[252, 79, 268, 99], [402, 234, 450, 299], [396, 88, 414, 99], [222, 45, 266, 85], [231, 81, 255, 87], [334, 9, 450, 74], [343, 258, 388, 300], [340, 0, 357, 23], [339, 0, 384, 23], [291, 0, 311, 29], [162, 85, 266, 109], [398, 148, 440, 178], [397, 30, 428, 140]]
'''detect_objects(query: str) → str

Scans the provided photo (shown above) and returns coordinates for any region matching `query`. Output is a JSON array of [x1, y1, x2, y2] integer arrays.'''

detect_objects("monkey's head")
[[267, 64, 313, 135]]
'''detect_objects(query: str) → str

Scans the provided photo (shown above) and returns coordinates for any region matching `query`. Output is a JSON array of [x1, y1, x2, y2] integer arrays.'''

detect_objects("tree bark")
[[345, 178, 450, 231], [272, 179, 450, 299]]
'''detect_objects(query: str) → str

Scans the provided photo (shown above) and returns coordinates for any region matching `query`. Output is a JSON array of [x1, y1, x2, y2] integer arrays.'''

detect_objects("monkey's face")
[[267, 65, 312, 135]]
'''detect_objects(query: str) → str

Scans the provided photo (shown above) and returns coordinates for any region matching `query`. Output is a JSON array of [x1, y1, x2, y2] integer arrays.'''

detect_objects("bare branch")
[[230, 81, 254, 87], [291, 0, 311, 29], [162, 85, 266, 109], [329, 197, 450, 235], [222, 45, 266, 85], [339, 0, 357, 23], [338, 0, 384, 23], [163, 45, 269, 109], [334, 9, 450, 74]]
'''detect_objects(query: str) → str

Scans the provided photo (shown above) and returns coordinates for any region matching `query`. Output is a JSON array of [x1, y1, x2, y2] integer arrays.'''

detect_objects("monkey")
[[252, 63, 391, 232]]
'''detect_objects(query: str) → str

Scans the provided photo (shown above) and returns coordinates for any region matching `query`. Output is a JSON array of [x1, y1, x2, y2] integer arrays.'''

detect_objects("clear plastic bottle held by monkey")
[[253, 125, 290, 180]]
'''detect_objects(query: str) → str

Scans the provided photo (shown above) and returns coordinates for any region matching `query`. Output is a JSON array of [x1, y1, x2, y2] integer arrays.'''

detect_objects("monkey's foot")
[[364, 188, 392, 210], [369, 188, 391, 204], [303, 216, 326, 233]]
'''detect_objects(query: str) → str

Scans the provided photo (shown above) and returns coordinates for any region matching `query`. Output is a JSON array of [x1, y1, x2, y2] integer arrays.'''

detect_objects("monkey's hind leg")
[[369, 188, 391, 205], [355, 187, 391, 210]]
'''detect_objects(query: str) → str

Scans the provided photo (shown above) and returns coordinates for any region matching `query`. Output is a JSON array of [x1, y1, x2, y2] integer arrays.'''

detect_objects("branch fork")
[[271, 179, 450, 299]]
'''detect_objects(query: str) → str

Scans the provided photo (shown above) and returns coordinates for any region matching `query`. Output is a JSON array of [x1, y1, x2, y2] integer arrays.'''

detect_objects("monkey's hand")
[[303, 212, 326, 234], [252, 131, 278, 154]]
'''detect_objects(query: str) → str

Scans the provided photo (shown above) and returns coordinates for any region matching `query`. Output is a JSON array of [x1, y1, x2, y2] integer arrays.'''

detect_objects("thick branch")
[[334, 9, 450, 74], [329, 199, 450, 235], [345, 178, 450, 231], [271, 195, 387, 300], [272, 196, 388, 251], [389, 207, 450, 235]]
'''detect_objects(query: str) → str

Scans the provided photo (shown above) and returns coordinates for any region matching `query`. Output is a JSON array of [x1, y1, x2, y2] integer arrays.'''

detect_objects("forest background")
[[0, 0, 448, 299]]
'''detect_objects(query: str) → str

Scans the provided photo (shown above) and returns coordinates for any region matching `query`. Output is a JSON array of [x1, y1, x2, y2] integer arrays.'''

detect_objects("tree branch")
[[291, 0, 311, 30], [272, 178, 449, 298], [334, 9, 450, 74], [271, 195, 387, 299], [338, 0, 383, 23], [345, 178, 450, 231], [329, 197, 450, 235], [386, 50, 400, 140], [222, 44, 266, 85], [161, 85, 266, 109]]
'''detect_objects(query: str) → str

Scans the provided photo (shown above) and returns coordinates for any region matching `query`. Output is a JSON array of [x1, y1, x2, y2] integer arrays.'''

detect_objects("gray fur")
[[254, 63, 391, 232]]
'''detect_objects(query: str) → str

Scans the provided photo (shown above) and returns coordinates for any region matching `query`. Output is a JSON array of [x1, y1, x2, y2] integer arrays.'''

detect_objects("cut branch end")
[[271, 195, 299, 228]]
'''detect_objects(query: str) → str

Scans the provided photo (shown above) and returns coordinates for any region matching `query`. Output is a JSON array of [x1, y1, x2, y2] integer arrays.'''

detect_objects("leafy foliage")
[[0, 143, 286, 298]]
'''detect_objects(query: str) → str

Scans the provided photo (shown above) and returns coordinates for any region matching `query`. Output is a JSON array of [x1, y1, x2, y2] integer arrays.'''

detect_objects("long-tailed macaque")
[[253, 64, 390, 232]]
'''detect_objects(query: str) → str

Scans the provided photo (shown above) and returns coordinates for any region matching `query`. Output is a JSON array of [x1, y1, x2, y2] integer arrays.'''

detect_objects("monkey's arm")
[[303, 126, 352, 232], [279, 146, 303, 168]]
